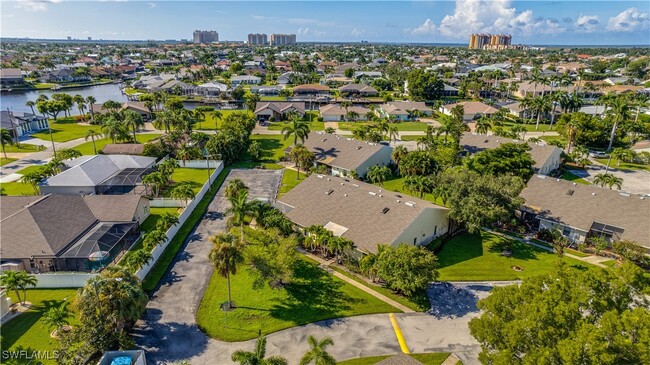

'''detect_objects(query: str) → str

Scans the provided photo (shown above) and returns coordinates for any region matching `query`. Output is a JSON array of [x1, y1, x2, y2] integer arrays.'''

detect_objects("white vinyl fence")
[[134, 161, 224, 280], [32, 273, 99, 288], [150, 198, 186, 208]]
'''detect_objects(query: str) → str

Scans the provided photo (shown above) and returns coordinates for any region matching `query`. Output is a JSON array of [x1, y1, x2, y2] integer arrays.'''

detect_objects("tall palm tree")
[[299, 335, 336, 365], [21, 170, 45, 195], [122, 110, 145, 143], [226, 189, 255, 241], [43, 302, 72, 335], [212, 110, 223, 131], [25, 100, 36, 115], [1, 128, 13, 159], [533, 95, 552, 130], [126, 249, 153, 272], [225, 178, 249, 201], [281, 119, 310, 146], [100, 118, 128, 144], [208, 233, 244, 309], [86, 96, 97, 122], [475, 116, 491, 135], [170, 183, 196, 207], [73, 94, 86, 118], [391, 145, 407, 167], [84, 129, 101, 155], [0, 271, 37, 305], [605, 96, 630, 151], [232, 336, 288, 365], [593, 173, 623, 190], [388, 126, 399, 143]]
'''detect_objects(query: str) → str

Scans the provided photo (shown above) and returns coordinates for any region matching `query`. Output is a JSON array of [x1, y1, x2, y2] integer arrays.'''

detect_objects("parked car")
[[589, 151, 609, 158]]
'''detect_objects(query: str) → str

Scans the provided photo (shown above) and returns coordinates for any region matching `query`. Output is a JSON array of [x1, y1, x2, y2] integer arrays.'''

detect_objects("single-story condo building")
[[254, 102, 305, 121], [40, 155, 157, 196], [292, 84, 331, 97], [0, 194, 150, 273], [230, 75, 262, 86], [519, 175, 650, 251], [440, 101, 499, 121], [319, 104, 371, 121], [338, 84, 379, 97], [275, 174, 449, 254], [460, 133, 563, 175], [378, 101, 432, 121], [0, 111, 49, 138], [90, 101, 153, 121], [296, 131, 393, 177]]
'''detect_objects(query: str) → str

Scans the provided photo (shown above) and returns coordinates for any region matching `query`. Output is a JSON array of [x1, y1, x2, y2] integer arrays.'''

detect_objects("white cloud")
[[435, 0, 565, 39], [405, 18, 437, 35], [14, 0, 62, 12], [147, 2, 156, 9], [606, 7, 650, 32], [575, 14, 600, 33], [251, 15, 267, 20]]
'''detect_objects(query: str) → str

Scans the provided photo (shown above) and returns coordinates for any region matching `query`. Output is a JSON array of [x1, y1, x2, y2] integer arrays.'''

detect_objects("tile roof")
[[42, 155, 156, 188], [443, 101, 498, 115], [254, 102, 305, 115], [319, 104, 370, 117], [380, 101, 430, 115], [520, 175, 650, 248], [300, 131, 390, 171], [460, 132, 562, 171], [276, 174, 447, 253]]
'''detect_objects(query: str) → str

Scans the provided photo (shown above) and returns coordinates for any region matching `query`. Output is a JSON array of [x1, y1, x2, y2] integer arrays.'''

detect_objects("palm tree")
[[391, 145, 407, 167], [212, 110, 223, 130], [126, 249, 153, 272], [208, 233, 244, 309], [86, 96, 97, 121], [73, 94, 86, 118], [388, 126, 399, 143], [100, 118, 128, 144], [26, 100, 36, 115], [605, 96, 630, 151], [532, 95, 552, 130], [226, 188, 255, 241], [142, 171, 166, 197], [170, 183, 196, 207], [289, 145, 315, 179], [299, 335, 336, 365], [281, 119, 310, 146], [244, 93, 261, 112], [43, 302, 72, 335], [475, 116, 491, 135], [21, 170, 45, 195], [366, 165, 391, 186], [225, 178, 249, 200], [594, 173, 623, 190], [122, 110, 144, 143], [156, 212, 180, 232], [345, 110, 359, 122], [0, 271, 37, 305], [1, 128, 13, 159], [403, 175, 433, 198], [232, 336, 288, 365], [84, 129, 101, 155]]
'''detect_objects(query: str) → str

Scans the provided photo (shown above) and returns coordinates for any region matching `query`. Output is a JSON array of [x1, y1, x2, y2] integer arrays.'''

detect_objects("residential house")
[[519, 175, 650, 250], [40, 155, 157, 196], [90, 102, 153, 121], [39, 68, 91, 83], [0, 68, 24, 86], [254, 102, 305, 121], [497, 101, 532, 119], [338, 84, 379, 98], [0, 111, 49, 138], [275, 174, 449, 254], [195, 82, 228, 97], [292, 84, 330, 97], [441, 84, 460, 97], [354, 71, 383, 79], [513, 81, 576, 98], [296, 131, 393, 177], [319, 104, 371, 121], [460, 133, 563, 175], [230, 75, 261, 86], [0, 194, 150, 273], [440, 101, 498, 121], [379, 101, 432, 121], [277, 72, 295, 85], [101, 144, 145, 155], [250, 85, 283, 95]]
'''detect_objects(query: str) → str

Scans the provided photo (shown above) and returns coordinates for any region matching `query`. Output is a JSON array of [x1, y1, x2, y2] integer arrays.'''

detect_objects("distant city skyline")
[[1, 1, 649, 45]]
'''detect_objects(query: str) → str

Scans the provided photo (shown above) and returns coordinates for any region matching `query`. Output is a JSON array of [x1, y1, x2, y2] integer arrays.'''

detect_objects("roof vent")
[[322, 139, 327, 142], [381, 207, 390, 214], [405, 201, 416, 207], [592, 192, 596, 196], [356, 146, 362, 150], [352, 183, 359, 187], [317, 174, 324, 178], [620, 192, 630, 197], [396, 194, 403, 198], [573, 183, 577, 186], [396, 200, 401, 203], [344, 194, 348, 197], [368, 191, 377, 196], [326, 189, 334, 195], [483, 139, 489, 143], [341, 182, 345, 185], [556, 179, 561, 182], [566, 190, 574, 195]]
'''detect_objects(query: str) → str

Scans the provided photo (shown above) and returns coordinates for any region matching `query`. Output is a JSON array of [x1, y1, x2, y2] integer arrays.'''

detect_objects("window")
[[562, 226, 571, 237]]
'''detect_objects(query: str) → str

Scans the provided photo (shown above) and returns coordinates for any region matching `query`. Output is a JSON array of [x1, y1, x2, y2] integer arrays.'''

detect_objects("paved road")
[[569, 160, 650, 195]]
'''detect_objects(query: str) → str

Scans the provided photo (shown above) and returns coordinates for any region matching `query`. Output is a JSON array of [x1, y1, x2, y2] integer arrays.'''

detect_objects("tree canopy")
[[406, 69, 444, 101], [465, 143, 535, 181], [374, 244, 439, 296]]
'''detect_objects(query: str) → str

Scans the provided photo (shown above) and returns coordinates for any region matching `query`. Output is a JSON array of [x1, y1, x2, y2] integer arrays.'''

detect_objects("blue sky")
[[2, 1, 649, 45]]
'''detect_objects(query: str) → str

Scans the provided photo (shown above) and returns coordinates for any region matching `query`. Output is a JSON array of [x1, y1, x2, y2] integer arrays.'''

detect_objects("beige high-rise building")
[[248, 33, 268, 45], [469, 33, 511, 49], [193, 30, 219, 44], [270, 34, 296, 46]]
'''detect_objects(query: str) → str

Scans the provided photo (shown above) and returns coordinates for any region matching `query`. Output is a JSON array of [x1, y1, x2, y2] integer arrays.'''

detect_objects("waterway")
[[1, 84, 128, 114]]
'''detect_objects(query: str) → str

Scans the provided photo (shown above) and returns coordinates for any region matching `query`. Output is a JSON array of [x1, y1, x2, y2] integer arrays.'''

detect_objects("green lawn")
[[196, 110, 253, 130], [595, 158, 650, 172], [501, 121, 554, 132], [278, 168, 303, 196], [163, 167, 210, 196], [249, 134, 293, 162], [1, 157, 17, 166], [539, 135, 567, 147], [142, 168, 230, 291], [331, 266, 430, 312], [339, 121, 429, 132], [338, 353, 451, 365], [0, 181, 37, 196], [196, 256, 399, 342], [601, 260, 618, 268], [398, 135, 422, 142], [268, 120, 325, 131], [73, 134, 162, 155], [560, 170, 590, 185], [2, 144, 45, 153], [31, 117, 95, 142], [437, 231, 598, 281], [15, 164, 47, 175], [1, 289, 78, 365], [33, 83, 58, 89], [380, 177, 447, 207], [259, 96, 289, 101]]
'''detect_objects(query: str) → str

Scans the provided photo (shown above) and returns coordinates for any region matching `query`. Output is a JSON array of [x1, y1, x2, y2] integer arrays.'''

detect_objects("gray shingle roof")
[[275, 174, 448, 253], [300, 131, 391, 171], [42, 155, 156, 188], [520, 175, 650, 248]]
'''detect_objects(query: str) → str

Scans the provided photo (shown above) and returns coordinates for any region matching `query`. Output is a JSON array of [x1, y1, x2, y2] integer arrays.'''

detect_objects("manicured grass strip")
[[31, 117, 95, 142], [164, 167, 210, 196], [437, 232, 600, 281], [196, 256, 400, 342], [142, 168, 230, 291], [278, 168, 303, 196], [338, 121, 429, 132], [73, 134, 162, 155], [601, 260, 618, 268], [1, 289, 78, 365], [560, 170, 590, 185], [0, 157, 17, 166], [330, 266, 429, 312], [595, 158, 650, 171], [15, 164, 46, 175], [249, 134, 293, 162], [2, 144, 44, 153], [196, 110, 253, 130], [0, 181, 36, 196], [380, 177, 448, 207], [337, 353, 451, 365], [268, 120, 325, 131]]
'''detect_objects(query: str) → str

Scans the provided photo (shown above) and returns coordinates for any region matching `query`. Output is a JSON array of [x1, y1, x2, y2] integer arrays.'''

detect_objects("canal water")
[[1, 84, 128, 114]]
